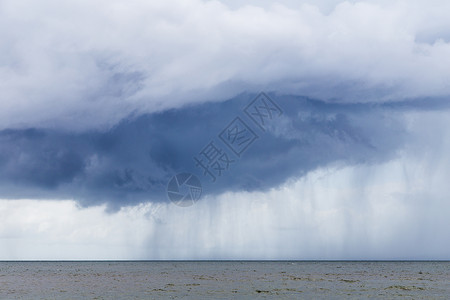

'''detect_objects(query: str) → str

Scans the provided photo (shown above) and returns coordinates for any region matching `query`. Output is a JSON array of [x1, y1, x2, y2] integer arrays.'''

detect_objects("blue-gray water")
[[0, 261, 449, 299]]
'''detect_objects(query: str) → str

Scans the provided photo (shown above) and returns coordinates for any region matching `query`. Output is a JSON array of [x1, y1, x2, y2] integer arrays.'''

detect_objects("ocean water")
[[0, 261, 449, 299]]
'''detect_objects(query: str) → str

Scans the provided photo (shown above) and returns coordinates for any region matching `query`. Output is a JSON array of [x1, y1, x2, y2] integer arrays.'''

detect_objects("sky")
[[0, 0, 449, 259]]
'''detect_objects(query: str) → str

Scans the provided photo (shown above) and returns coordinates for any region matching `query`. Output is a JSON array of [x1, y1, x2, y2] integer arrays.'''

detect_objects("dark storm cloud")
[[1, 93, 435, 209]]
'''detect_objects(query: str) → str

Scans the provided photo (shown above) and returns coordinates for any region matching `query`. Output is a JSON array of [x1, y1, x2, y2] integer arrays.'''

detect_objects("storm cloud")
[[0, 92, 425, 209], [0, 0, 449, 259]]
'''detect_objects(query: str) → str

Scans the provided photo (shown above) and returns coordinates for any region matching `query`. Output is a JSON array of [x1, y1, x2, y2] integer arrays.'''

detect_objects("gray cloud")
[[1, 0, 450, 131], [0, 93, 428, 210]]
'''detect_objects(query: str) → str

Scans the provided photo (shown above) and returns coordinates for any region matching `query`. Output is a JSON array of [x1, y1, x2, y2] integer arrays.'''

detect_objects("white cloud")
[[1, 109, 449, 260], [1, 0, 450, 130], [0, 200, 157, 259]]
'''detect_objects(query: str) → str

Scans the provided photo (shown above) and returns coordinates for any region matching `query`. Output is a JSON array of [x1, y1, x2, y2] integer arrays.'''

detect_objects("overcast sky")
[[0, 0, 449, 259]]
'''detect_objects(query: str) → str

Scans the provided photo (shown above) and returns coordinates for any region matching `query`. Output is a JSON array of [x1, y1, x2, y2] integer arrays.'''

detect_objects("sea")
[[0, 261, 449, 299]]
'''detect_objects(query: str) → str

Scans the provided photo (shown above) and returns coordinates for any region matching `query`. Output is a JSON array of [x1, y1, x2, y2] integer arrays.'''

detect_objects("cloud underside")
[[2, 118, 450, 259], [0, 93, 418, 208]]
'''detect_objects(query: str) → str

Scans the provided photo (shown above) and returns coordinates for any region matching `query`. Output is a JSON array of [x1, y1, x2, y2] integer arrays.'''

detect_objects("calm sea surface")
[[0, 261, 449, 299]]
